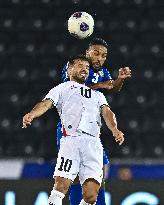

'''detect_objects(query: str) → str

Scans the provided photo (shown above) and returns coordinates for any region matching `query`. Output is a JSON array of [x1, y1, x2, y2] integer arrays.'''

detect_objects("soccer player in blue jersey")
[[57, 38, 131, 205]]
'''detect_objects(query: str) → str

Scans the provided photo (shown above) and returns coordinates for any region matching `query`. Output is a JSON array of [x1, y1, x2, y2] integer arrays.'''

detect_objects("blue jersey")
[[58, 63, 112, 164], [62, 62, 113, 85]]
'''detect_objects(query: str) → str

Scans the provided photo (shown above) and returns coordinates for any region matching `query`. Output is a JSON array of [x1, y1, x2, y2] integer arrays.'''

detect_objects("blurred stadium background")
[[0, 0, 164, 204]]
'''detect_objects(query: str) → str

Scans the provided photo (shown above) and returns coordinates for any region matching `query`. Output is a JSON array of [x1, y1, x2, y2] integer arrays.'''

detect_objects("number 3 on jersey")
[[80, 87, 91, 98], [92, 73, 99, 83]]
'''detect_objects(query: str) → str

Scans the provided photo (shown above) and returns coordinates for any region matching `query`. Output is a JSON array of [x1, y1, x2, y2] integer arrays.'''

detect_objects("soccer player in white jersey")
[[61, 38, 131, 205], [22, 54, 124, 205]]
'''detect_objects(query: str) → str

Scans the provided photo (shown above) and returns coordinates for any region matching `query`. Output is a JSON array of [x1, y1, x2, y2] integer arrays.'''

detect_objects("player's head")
[[68, 54, 90, 84], [86, 38, 108, 70]]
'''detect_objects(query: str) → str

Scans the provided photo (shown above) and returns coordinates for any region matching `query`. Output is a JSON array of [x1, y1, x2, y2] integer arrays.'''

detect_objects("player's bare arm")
[[22, 100, 53, 128], [88, 67, 131, 91], [112, 67, 131, 92], [101, 105, 124, 145], [88, 80, 113, 90]]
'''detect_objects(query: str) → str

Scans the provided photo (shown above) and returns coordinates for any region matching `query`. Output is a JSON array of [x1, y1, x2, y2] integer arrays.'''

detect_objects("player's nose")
[[96, 54, 102, 60], [82, 66, 89, 72]]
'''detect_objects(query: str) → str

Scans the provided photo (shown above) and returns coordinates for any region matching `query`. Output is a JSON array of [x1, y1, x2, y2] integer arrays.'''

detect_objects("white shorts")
[[53, 135, 103, 185]]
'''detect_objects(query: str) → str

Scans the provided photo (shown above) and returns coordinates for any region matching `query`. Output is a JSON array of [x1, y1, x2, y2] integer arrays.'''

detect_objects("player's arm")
[[112, 78, 125, 92], [22, 100, 53, 128], [88, 80, 113, 90], [88, 67, 131, 91], [22, 83, 62, 128], [101, 105, 124, 145], [112, 67, 131, 92], [88, 79, 123, 91]]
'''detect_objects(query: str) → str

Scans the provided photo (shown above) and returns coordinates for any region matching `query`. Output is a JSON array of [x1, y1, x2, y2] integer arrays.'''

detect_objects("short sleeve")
[[97, 92, 110, 109], [43, 84, 63, 106]]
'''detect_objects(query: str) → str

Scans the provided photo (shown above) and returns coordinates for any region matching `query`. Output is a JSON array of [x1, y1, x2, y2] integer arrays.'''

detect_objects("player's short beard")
[[90, 59, 101, 70], [73, 75, 85, 84]]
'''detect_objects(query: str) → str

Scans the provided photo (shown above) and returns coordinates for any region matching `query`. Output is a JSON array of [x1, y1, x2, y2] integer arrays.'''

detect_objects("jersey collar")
[[90, 66, 103, 73]]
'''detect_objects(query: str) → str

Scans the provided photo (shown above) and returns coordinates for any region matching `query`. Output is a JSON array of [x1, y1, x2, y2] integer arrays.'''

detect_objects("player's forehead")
[[89, 44, 108, 54], [73, 59, 90, 67]]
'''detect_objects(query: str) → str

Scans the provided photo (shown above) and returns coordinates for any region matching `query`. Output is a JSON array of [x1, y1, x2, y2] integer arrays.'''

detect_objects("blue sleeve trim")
[[61, 62, 69, 82]]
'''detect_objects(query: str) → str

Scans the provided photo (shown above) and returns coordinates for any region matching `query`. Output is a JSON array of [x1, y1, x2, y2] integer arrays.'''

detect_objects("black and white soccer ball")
[[68, 12, 94, 39]]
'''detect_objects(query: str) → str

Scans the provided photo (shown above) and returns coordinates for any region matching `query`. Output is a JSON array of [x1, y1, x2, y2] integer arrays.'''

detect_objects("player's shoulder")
[[58, 81, 73, 88], [101, 66, 112, 79], [94, 89, 105, 96], [101, 66, 110, 73], [59, 81, 81, 88], [90, 87, 105, 98], [95, 91, 107, 105], [62, 62, 69, 71], [97, 66, 111, 76]]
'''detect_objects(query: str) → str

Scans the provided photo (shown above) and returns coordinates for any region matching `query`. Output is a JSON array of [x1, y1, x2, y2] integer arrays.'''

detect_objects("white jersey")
[[44, 81, 109, 137]]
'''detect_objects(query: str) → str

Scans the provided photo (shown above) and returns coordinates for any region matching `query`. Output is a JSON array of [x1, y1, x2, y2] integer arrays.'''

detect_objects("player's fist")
[[112, 128, 124, 145], [22, 113, 35, 128], [118, 67, 131, 79]]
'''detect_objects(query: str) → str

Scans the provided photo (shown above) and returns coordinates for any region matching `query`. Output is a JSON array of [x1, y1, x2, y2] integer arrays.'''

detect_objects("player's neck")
[[91, 66, 102, 72], [70, 78, 85, 85]]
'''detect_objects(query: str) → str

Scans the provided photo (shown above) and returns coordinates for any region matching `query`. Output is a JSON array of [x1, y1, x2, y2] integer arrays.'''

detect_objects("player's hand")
[[22, 113, 35, 128], [118, 67, 131, 79], [112, 128, 124, 145]]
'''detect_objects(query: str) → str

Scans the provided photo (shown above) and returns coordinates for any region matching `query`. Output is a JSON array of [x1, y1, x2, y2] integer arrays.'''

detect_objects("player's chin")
[[76, 76, 86, 84], [92, 64, 101, 70]]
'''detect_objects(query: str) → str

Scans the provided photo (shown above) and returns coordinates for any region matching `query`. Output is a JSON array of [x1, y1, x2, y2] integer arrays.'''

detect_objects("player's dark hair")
[[68, 54, 91, 65], [89, 38, 108, 49]]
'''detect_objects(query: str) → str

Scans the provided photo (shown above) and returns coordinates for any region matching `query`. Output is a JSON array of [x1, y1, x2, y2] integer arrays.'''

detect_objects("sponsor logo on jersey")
[[68, 125, 72, 129], [98, 71, 104, 77]]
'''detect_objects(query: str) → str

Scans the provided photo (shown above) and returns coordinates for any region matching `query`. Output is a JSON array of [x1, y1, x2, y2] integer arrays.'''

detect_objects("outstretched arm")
[[88, 80, 113, 90], [101, 105, 124, 145], [112, 67, 131, 92], [22, 100, 53, 128], [112, 78, 125, 92], [88, 67, 131, 91]]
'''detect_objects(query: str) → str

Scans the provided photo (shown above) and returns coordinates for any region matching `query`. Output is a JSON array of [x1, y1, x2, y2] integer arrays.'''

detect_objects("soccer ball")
[[68, 12, 94, 39]]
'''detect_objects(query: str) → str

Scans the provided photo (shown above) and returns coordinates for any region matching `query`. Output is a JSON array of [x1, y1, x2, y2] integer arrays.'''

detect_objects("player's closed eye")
[[78, 64, 89, 71], [78, 64, 86, 68]]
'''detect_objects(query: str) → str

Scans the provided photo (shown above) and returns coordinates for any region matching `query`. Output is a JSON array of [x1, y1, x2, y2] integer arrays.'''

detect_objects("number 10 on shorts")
[[58, 157, 72, 172]]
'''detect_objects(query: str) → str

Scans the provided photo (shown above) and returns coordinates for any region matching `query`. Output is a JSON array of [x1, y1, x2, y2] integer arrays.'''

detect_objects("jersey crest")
[[98, 70, 104, 77]]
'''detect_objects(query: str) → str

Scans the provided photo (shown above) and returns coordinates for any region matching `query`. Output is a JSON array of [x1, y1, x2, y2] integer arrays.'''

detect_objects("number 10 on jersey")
[[80, 87, 91, 98]]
